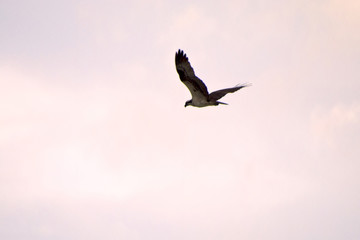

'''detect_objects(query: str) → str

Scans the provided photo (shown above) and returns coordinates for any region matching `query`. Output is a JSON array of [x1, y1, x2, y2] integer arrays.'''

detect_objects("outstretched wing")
[[175, 49, 209, 99], [209, 83, 251, 101]]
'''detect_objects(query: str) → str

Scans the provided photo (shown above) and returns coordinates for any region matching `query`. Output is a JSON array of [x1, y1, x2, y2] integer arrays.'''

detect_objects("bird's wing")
[[175, 49, 209, 99], [209, 83, 251, 101]]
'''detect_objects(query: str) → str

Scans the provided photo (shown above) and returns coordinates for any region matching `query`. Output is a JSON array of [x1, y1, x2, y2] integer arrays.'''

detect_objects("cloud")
[[1, 0, 360, 239], [311, 102, 360, 146]]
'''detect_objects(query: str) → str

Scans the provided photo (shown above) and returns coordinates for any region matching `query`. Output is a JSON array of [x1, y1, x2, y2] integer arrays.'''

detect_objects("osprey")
[[175, 49, 250, 107]]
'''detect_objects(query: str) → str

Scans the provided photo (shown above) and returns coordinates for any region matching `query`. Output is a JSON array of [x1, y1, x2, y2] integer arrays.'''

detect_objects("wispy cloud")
[[1, 0, 360, 239]]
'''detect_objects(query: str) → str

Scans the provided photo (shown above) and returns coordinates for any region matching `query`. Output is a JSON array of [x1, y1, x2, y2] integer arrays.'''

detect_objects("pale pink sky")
[[1, 0, 360, 239]]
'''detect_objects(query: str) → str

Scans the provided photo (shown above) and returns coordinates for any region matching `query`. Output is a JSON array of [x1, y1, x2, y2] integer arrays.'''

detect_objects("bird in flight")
[[175, 49, 250, 107]]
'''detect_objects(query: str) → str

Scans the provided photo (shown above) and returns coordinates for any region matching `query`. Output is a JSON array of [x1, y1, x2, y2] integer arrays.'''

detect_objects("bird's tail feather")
[[217, 101, 228, 105]]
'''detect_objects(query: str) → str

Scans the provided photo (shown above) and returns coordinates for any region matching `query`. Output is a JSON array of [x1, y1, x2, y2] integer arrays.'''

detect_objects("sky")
[[0, 0, 360, 239]]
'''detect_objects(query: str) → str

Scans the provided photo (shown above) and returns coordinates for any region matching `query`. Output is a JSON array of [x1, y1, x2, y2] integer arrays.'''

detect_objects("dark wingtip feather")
[[175, 49, 188, 65]]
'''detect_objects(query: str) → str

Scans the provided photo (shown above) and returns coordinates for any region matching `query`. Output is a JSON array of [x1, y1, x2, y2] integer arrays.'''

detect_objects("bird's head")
[[184, 100, 192, 107]]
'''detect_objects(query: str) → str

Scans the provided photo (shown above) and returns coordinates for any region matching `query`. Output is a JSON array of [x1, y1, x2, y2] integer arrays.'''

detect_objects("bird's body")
[[189, 97, 219, 108], [175, 49, 250, 107]]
